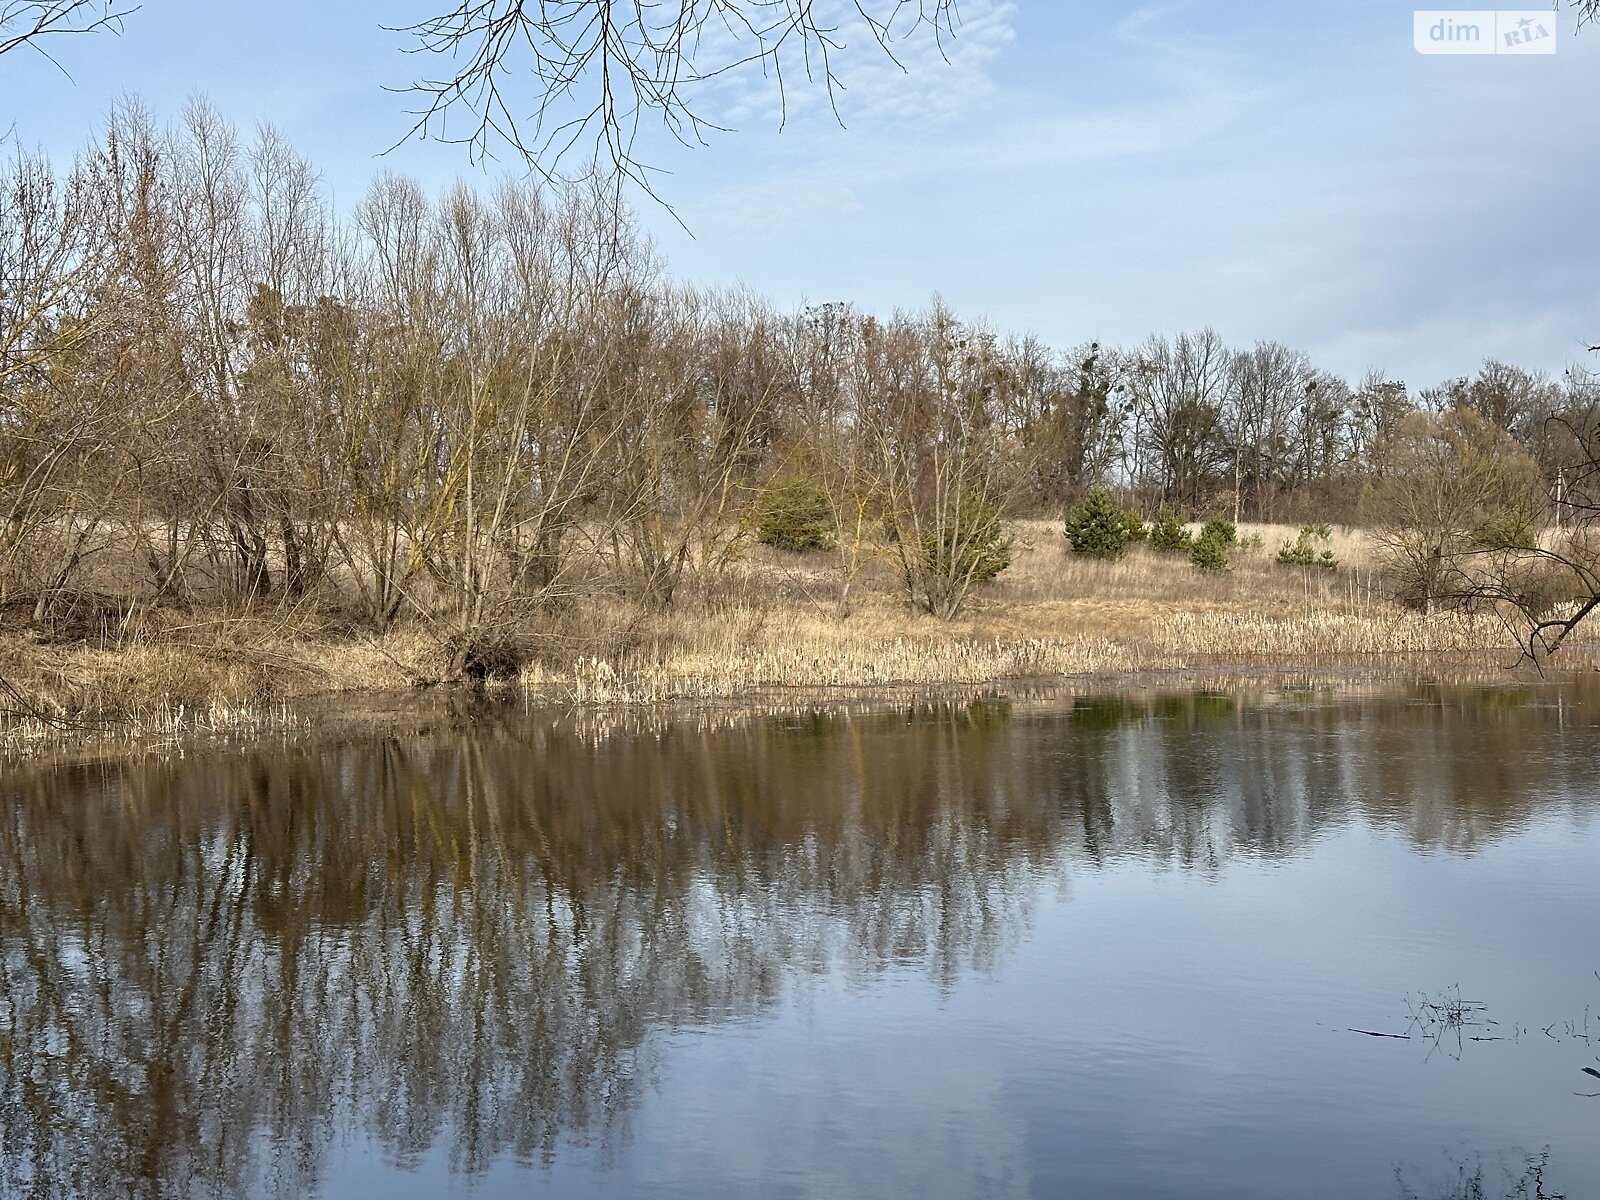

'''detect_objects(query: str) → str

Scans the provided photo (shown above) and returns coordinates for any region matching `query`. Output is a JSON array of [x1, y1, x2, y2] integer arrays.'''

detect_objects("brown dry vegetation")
[[538, 520, 1593, 703], [4, 518, 1594, 755]]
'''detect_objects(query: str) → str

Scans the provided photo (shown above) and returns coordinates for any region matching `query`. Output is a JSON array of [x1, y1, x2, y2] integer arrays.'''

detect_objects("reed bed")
[[7, 521, 1595, 741], [0, 623, 416, 757], [534, 610, 1563, 705], [0, 698, 308, 760], [520, 522, 1572, 705]]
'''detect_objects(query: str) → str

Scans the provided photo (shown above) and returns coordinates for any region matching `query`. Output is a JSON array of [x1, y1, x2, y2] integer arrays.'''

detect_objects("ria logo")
[[1413, 9, 1558, 53]]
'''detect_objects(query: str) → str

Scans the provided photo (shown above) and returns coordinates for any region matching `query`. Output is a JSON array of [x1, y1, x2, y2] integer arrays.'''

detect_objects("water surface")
[[3, 681, 1599, 1198]]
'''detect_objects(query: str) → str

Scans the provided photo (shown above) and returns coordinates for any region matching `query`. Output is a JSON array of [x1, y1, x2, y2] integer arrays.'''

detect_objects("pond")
[[3, 680, 1599, 1199]]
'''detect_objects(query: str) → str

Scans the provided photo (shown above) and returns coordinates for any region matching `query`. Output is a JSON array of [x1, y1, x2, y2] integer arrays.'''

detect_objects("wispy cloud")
[[699, 176, 864, 235], [686, 0, 1017, 132]]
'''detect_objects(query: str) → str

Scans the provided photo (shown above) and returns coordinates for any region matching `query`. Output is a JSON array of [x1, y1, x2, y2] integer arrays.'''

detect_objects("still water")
[[3, 681, 1600, 1199]]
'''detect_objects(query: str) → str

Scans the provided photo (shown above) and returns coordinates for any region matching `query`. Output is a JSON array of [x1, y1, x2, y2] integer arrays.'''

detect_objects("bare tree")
[[1477, 362, 1600, 662], [999, 336, 1125, 509], [1226, 341, 1312, 523], [1364, 408, 1547, 616], [1125, 329, 1233, 513], [1426, 359, 1561, 451], [870, 303, 1014, 620], [237, 125, 338, 599], [395, 177, 651, 675], [0, 135, 143, 615], [784, 301, 880, 619], [603, 284, 776, 607], [1347, 369, 1412, 476]]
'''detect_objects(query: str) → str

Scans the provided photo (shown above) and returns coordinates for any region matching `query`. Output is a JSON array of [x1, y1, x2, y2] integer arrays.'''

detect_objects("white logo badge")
[[1414, 10, 1558, 54]]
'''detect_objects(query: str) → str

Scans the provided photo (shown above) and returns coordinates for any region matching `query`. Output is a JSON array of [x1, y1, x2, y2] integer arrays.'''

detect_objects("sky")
[[5, 0, 1598, 387]]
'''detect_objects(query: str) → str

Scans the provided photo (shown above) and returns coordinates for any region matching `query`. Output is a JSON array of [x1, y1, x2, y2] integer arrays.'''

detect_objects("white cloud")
[[700, 175, 865, 235], [686, 0, 1018, 133]]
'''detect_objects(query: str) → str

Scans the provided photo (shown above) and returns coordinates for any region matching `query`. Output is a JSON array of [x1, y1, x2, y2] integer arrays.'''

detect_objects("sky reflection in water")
[[3, 681, 1599, 1199]]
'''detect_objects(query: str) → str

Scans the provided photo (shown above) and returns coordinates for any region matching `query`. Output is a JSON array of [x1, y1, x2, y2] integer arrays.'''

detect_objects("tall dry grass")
[[520, 522, 1587, 704], [0, 615, 424, 753], [5, 519, 1591, 742]]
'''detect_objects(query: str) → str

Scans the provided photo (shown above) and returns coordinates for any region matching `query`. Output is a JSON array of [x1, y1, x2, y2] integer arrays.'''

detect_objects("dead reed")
[[5, 521, 1593, 736]]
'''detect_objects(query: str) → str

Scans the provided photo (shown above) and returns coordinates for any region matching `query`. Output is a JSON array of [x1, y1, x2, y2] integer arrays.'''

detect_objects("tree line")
[[5, 102, 1600, 673]]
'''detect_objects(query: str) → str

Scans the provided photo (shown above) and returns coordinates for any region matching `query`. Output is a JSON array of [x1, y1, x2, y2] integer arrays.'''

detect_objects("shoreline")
[[6, 526, 1596, 759], [4, 626, 1594, 763]]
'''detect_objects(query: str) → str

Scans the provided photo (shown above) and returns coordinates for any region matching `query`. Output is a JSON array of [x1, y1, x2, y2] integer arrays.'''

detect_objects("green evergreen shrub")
[[1148, 506, 1192, 552], [1471, 512, 1539, 551], [755, 474, 834, 552], [1190, 531, 1229, 572], [1276, 523, 1338, 570], [1063, 487, 1143, 558], [1199, 514, 1237, 548]]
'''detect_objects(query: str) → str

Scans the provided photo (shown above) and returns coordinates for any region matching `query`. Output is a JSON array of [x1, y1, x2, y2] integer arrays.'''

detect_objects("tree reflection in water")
[[2, 683, 1597, 1198]]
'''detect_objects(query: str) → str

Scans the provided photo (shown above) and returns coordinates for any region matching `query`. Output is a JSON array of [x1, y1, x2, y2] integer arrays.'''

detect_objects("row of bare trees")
[[0, 103, 798, 669], [6, 104, 1600, 666], [0, 104, 1058, 652]]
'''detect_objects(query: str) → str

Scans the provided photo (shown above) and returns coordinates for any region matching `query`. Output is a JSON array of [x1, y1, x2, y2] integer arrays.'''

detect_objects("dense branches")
[[1362, 409, 1547, 615], [389, 0, 960, 183], [3, 0, 961, 185]]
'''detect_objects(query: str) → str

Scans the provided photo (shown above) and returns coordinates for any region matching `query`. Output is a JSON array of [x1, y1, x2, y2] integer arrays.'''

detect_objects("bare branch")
[[383, 1, 960, 185], [0, 0, 136, 59]]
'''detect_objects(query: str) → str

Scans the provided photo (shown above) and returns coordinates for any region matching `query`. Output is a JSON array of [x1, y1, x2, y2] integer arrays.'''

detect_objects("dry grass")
[[522, 522, 1594, 704], [4, 521, 1594, 746], [0, 619, 424, 754]]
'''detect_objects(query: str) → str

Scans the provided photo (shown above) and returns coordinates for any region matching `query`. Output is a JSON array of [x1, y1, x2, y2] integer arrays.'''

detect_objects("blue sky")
[[6, 0, 1598, 386]]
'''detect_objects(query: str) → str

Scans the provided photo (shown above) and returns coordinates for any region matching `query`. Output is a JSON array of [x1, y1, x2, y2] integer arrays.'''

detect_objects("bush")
[[1387, 547, 1461, 612], [1199, 514, 1237, 548], [1363, 408, 1548, 615], [755, 474, 834, 552], [1276, 524, 1338, 570], [1501, 558, 1573, 619], [1064, 487, 1144, 558], [445, 629, 529, 684], [923, 490, 1012, 584], [1190, 531, 1229, 572], [1148, 506, 1192, 552], [1471, 512, 1539, 551]]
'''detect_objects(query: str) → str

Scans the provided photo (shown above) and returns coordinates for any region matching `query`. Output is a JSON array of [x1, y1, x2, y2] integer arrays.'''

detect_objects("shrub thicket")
[[924, 490, 1013, 585]]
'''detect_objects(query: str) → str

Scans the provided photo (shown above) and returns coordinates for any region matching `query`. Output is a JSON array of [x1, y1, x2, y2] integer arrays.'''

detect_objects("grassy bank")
[[538, 521, 1573, 701], [2, 521, 1593, 751]]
